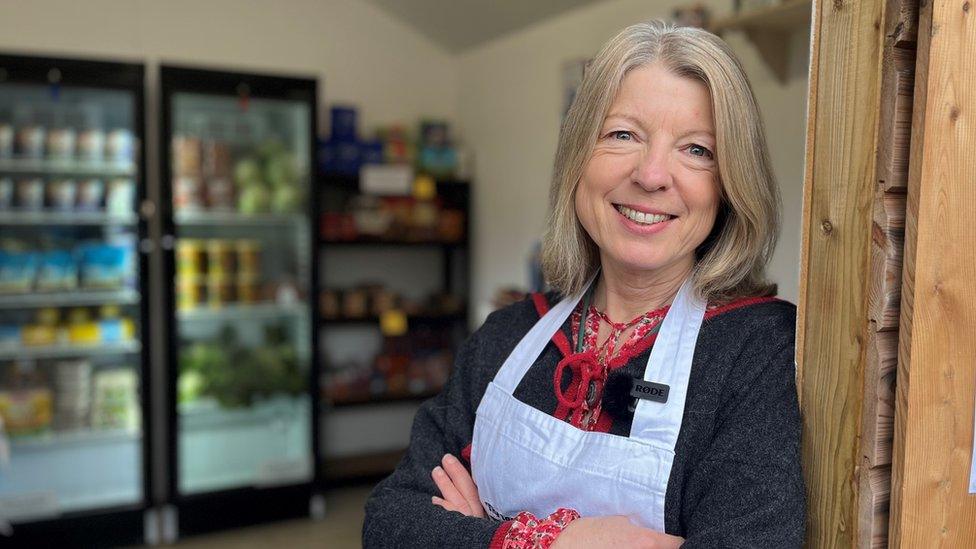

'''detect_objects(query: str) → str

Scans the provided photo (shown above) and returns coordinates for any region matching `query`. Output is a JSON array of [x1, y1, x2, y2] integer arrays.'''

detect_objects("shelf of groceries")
[[0, 288, 140, 309], [178, 301, 306, 323], [0, 340, 141, 361], [0, 157, 136, 177]]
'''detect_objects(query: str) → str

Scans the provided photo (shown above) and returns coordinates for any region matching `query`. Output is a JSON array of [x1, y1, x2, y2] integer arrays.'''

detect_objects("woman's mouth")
[[613, 204, 675, 226]]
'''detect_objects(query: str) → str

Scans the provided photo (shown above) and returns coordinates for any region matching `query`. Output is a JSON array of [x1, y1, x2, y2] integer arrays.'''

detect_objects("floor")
[[156, 485, 372, 548]]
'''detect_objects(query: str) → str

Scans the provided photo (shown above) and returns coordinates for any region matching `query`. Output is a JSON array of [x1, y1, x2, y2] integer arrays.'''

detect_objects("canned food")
[[235, 239, 261, 275], [206, 239, 235, 276], [207, 274, 234, 308], [236, 274, 260, 304], [177, 274, 205, 311], [176, 239, 205, 277]]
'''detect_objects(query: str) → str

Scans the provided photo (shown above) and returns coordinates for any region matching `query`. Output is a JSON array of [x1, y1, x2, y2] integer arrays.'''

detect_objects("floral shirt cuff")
[[490, 508, 580, 549]]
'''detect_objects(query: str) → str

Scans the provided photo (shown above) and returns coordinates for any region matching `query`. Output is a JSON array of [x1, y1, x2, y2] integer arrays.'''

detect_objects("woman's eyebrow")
[[603, 112, 644, 127]]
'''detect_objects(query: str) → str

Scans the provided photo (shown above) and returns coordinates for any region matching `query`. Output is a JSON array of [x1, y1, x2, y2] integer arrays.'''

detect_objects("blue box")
[[330, 106, 358, 141]]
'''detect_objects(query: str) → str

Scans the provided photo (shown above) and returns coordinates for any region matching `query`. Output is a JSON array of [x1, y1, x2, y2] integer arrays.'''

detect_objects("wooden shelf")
[[321, 311, 466, 326], [708, 0, 813, 84]]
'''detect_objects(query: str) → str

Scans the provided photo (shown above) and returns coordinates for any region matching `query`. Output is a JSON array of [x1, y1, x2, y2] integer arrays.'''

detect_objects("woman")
[[363, 20, 804, 548]]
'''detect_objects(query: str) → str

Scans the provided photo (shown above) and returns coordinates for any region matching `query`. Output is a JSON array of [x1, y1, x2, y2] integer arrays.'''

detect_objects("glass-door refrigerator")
[[0, 55, 148, 546], [159, 65, 320, 537]]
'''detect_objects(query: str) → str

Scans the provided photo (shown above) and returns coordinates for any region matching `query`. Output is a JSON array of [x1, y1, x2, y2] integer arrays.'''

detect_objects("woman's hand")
[[430, 453, 486, 518], [550, 516, 685, 549]]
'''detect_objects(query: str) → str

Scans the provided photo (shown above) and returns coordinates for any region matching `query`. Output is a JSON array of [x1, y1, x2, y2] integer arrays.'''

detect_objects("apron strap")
[[629, 277, 706, 448]]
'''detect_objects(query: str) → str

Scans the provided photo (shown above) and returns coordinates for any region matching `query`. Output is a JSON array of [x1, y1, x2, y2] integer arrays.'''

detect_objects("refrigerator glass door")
[[170, 92, 312, 494], [0, 83, 143, 521]]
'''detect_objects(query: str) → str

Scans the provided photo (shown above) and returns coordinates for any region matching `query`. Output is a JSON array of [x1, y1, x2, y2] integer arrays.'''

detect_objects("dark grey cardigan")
[[363, 294, 804, 548]]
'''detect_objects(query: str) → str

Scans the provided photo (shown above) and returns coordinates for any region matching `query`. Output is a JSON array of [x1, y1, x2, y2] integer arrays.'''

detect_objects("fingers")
[[431, 465, 468, 513], [441, 454, 485, 518], [432, 495, 465, 514]]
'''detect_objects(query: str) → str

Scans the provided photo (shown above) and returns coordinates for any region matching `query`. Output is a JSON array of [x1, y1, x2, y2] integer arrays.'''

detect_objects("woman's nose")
[[632, 146, 673, 192]]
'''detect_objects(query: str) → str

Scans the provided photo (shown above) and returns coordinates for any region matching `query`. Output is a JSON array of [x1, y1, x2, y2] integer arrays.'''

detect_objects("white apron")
[[471, 277, 706, 531]]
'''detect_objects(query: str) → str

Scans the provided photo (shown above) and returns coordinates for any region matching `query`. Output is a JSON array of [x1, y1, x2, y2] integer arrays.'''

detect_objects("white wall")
[[0, 0, 809, 316], [0, 0, 459, 133], [458, 0, 809, 321]]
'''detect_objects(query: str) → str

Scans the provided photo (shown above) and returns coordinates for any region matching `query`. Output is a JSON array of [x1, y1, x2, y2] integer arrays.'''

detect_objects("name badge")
[[631, 380, 670, 403]]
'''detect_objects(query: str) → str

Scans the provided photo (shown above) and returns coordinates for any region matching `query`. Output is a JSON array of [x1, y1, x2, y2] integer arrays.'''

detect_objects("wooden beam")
[[797, 0, 887, 545], [888, 0, 976, 545]]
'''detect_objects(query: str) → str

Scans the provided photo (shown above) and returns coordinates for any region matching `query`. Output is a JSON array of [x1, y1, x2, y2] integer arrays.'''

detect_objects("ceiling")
[[363, 0, 611, 52]]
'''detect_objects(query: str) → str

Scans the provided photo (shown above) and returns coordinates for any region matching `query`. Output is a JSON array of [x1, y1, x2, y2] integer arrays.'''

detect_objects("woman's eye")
[[688, 144, 714, 159], [609, 130, 632, 141]]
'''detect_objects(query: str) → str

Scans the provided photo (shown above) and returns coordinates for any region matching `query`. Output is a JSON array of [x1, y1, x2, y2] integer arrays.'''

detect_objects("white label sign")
[[360, 164, 413, 196]]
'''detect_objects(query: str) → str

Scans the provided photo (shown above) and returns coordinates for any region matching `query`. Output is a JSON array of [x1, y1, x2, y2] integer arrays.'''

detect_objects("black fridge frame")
[[0, 53, 150, 548], [157, 64, 322, 538]]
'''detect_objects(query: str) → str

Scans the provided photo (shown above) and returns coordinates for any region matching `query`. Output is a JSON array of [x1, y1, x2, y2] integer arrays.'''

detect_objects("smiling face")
[[575, 62, 721, 281]]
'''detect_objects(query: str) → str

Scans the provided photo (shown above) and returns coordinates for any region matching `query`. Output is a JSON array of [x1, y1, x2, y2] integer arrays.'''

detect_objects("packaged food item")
[[205, 177, 234, 211], [77, 127, 105, 161], [22, 324, 57, 346], [97, 317, 135, 343], [319, 289, 340, 318], [0, 250, 39, 293], [207, 273, 234, 308], [342, 287, 368, 318], [438, 209, 465, 242], [176, 239, 204, 277], [53, 360, 92, 430], [174, 176, 204, 212], [201, 139, 231, 178], [105, 178, 135, 215], [15, 178, 44, 210], [0, 177, 13, 209], [234, 239, 261, 275], [35, 250, 78, 291], [76, 178, 105, 211], [67, 321, 99, 344], [0, 121, 13, 158], [78, 243, 129, 289], [105, 129, 134, 162], [91, 368, 139, 431], [206, 239, 235, 276], [236, 273, 260, 304], [172, 136, 201, 176], [0, 387, 53, 436], [47, 179, 77, 211], [14, 113, 45, 158], [46, 124, 76, 160], [0, 325, 21, 349], [177, 274, 205, 311]]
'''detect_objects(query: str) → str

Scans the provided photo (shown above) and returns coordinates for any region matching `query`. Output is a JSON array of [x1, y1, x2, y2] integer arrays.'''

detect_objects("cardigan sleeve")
[[679, 317, 805, 548], [362, 313, 511, 548]]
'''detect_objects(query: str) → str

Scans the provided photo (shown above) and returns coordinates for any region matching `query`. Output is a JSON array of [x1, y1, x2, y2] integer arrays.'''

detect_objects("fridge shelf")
[[0, 210, 138, 226], [0, 289, 140, 309], [10, 427, 140, 451], [0, 340, 141, 360], [0, 158, 137, 177], [177, 302, 307, 323], [175, 211, 305, 227]]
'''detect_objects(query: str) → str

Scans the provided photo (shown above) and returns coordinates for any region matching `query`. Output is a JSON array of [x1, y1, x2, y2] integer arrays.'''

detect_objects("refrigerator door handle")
[[160, 234, 175, 251], [140, 199, 157, 220]]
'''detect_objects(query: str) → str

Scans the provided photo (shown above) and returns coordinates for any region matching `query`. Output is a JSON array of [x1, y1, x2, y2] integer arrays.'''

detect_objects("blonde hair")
[[541, 20, 779, 303]]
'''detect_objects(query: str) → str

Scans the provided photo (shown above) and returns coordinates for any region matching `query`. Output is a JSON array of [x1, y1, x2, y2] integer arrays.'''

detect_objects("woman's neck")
[[591, 258, 693, 322]]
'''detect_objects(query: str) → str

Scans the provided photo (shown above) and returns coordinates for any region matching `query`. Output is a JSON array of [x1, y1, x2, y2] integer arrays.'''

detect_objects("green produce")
[[238, 183, 271, 214], [233, 158, 262, 187], [179, 324, 305, 408]]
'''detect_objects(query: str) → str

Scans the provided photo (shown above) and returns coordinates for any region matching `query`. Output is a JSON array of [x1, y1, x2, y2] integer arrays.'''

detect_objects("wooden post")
[[887, 0, 976, 545], [797, 0, 917, 546]]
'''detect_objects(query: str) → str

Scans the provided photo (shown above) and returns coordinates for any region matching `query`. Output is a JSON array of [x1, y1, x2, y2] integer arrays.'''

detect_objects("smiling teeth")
[[616, 205, 671, 225]]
